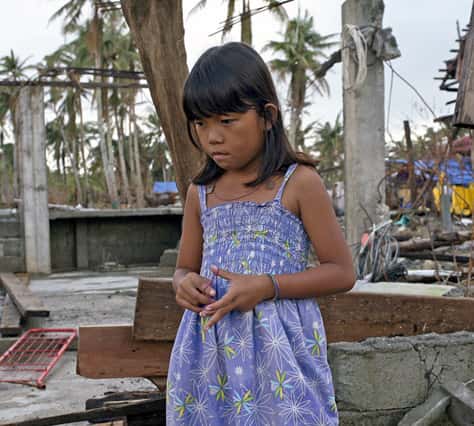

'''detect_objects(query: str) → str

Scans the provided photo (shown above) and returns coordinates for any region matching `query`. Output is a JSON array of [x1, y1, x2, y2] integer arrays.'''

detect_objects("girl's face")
[[193, 108, 266, 172]]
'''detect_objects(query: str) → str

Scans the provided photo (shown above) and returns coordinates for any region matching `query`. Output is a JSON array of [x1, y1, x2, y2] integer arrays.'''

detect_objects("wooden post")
[[342, 0, 386, 248], [15, 87, 51, 274], [403, 120, 416, 206], [453, 4, 474, 129]]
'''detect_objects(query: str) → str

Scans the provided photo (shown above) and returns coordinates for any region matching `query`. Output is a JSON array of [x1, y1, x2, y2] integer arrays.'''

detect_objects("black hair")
[[183, 42, 315, 187]]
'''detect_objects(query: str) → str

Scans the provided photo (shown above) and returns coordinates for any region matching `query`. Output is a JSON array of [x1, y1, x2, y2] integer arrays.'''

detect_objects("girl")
[[167, 42, 355, 426]]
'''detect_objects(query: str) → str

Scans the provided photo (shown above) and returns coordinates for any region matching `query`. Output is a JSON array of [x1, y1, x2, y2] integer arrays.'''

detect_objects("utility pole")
[[342, 0, 386, 249]]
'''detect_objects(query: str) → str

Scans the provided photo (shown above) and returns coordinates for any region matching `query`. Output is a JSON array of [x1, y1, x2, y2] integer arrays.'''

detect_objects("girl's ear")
[[263, 103, 278, 131]]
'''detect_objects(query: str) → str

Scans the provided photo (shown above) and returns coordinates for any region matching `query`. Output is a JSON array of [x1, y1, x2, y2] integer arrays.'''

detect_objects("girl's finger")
[[210, 264, 238, 281], [204, 291, 234, 312], [176, 297, 203, 313], [204, 303, 235, 330], [200, 279, 216, 297], [181, 286, 214, 306]]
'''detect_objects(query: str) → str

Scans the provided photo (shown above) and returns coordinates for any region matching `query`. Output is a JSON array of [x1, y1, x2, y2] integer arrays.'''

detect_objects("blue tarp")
[[388, 158, 473, 186], [153, 181, 178, 193]]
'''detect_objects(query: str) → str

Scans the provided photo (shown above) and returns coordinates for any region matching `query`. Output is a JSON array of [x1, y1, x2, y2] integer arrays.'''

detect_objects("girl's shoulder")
[[287, 164, 325, 197]]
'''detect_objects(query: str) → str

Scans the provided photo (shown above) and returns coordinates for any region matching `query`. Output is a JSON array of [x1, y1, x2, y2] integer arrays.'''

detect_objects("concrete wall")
[[329, 331, 474, 425], [0, 211, 25, 272], [49, 208, 182, 272]]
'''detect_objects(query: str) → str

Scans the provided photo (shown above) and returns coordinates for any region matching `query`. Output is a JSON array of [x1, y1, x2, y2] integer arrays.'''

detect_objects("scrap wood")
[[1, 397, 165, 426], [134, 277, 474, 345], [77, 325, 172, 379], [0, 294, 22, 336], [0, 273, 49, 317], [397, 233, 471, 252], [400, 251, 472, 264], [133, 277, 182, 341]]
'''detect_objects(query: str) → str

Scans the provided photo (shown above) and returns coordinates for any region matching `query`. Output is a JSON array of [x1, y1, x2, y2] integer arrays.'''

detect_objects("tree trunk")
[[64, 118, 83, 206], [241, 0, 252, 45], [121, 0, 201, 203], [77, 92, 91, 206], [93, 9, 119, 208], [130, 99, 145, 208], [288, 68, 306, 150], [113, 98, 132, 206]]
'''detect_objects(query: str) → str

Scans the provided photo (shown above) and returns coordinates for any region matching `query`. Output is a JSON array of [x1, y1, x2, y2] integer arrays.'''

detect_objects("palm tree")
[[50, 2, 120, 207], [0, 50, 34, 198], [312, 114, 344, 186], [264, 10, 336, 149], [190, 0, 287, 45]]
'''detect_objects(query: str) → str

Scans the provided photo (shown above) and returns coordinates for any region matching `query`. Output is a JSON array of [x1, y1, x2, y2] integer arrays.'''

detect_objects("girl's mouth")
[[212, 152, 231, 161]]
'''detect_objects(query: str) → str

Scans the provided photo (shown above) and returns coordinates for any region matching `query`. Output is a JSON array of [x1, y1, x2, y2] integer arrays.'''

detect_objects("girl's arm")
[[173, 184, 215, 312], [274, 165, 356, 298]]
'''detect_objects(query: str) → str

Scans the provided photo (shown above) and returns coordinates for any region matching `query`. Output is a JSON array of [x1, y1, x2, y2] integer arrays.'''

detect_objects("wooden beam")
[[0, 294, 22, 336], [320, 292, 474, 341], [77, 325, 172, 379], [133, 277, 181, 341], [133, 277, 474, 343], [454, 4, 474, 128], [1, 397, 164, 426], [0, 273, 49, 317]]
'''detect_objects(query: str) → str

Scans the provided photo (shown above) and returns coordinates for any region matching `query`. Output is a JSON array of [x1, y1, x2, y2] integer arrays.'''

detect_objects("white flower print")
[[278, 392, 316, 425], [234, 326, 253, 362], [261, 320, 291, 369]]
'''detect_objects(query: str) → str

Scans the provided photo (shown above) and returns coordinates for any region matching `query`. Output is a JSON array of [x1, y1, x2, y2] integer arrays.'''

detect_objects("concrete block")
[[0, 238, 24, 257], [339, 409, 454, 426], [406, 332, 474, 388], [328, 338, 428, 411], [159, 249, 178, 268], [0, 219, 20, 238], [329, 332, 474, 414], [0, 256, 25, 272]]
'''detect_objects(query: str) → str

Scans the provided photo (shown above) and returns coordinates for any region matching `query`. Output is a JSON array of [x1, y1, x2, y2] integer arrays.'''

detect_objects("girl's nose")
[[208, 126, 224, 144]]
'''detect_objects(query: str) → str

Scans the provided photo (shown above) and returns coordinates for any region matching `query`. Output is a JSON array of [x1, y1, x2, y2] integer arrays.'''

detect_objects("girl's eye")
[[194, 120, 204, 127], [221, 118, 235, 124]]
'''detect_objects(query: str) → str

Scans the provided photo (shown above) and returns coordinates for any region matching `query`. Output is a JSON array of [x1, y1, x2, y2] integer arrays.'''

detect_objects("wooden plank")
[[0, 273, 49, 317], [320, 292, 474, 342], [133, 277, 474, 343], [0, 294, 22, 336], [77, 325, 172, 379], [454, 5, 474, 128], [133, 277, 181, 341], [1, 398, 164, 426]]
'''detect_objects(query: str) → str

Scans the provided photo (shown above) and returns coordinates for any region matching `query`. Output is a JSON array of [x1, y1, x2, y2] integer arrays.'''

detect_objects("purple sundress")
[[166, 164, 338, 425]]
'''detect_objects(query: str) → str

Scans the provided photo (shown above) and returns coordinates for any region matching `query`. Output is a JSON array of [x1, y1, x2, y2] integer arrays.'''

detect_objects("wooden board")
[[134, 277, 474, 343], [0, 294, 22, 336], [133, 277, 181, 341], [77, 325, 172, 379], [320, 292, 474, 342], [0, 273, 49, 317], [454, 6, 474, 127], [2, 397, 164, 426]]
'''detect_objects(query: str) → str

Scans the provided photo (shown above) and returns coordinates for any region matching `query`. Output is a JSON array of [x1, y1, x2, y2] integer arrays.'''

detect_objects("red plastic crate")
[[0, 328, 77, 388]]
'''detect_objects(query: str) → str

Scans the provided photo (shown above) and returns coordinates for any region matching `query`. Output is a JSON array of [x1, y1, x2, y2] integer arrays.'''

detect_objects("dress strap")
[[197, 184, 208, 213], [274, 163, 298, 202]]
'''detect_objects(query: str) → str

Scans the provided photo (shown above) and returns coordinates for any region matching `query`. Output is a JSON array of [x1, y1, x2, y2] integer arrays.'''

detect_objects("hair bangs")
[[183, 56, 255, 121]]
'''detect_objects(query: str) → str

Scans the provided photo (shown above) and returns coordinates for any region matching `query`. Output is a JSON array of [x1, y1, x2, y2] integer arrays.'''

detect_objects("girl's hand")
[[175, 272, 216, 313], [201, 265, 274, 330]]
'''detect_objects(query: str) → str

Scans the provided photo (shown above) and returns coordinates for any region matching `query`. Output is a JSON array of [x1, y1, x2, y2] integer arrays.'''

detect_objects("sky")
[[0, 0, 471, 140]]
